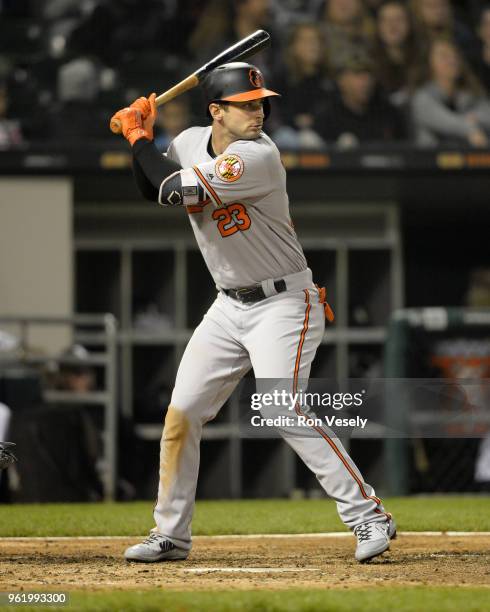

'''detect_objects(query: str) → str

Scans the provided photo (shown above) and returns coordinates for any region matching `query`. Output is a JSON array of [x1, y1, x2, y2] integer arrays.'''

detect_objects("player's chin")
[[244, 126, 263, 139]]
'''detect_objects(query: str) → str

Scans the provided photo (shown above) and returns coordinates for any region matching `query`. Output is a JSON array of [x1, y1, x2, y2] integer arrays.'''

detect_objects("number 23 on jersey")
[[212, 203, 251, 238]]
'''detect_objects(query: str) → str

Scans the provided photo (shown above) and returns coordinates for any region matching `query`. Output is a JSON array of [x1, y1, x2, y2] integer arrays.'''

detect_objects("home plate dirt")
[[0, 535, 489, 591]]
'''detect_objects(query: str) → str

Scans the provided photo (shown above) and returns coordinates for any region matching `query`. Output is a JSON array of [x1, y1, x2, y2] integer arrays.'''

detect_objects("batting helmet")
[[201, 62, 280, 119]]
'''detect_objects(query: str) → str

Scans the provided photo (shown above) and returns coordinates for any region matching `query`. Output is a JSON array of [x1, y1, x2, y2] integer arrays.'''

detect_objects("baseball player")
[[111, 62, 396, 563]]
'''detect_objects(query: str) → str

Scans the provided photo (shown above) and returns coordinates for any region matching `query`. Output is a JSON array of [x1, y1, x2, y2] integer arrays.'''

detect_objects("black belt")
[[223, 279, 287, 304]]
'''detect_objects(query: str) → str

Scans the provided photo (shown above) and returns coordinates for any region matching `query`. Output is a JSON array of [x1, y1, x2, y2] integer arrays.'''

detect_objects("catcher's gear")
[[201, 62, 279, 119], [0, 442, 17, 470]]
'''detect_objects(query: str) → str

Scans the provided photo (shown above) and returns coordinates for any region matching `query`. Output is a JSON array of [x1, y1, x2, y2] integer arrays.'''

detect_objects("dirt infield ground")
[[0, 535, 489, 592]]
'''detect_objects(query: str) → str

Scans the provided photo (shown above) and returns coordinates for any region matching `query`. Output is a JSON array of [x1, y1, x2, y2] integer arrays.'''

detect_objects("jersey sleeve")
[[165, 138, 180, 164], [190, 141, 274, 207]]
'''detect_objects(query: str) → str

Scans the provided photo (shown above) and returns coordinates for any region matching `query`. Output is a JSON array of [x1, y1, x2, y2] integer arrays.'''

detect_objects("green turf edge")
[[0, 496, 489, 537], [3, 588, 490, 612]]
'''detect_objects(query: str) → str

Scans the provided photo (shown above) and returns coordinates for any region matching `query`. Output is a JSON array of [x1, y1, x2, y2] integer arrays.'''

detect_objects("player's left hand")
[[130, 93, 157, 137], [0, 442, 17, 470], [109, 107, 151, 146]]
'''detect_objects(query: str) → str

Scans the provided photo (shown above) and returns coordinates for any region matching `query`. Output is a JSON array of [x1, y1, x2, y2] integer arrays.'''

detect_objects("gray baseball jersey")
[[165, 126, 307, 289]]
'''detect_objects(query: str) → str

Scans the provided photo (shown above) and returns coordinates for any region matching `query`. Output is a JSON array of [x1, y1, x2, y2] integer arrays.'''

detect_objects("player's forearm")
[[132, 138, 182, 196], [132, 156, 159, 201]]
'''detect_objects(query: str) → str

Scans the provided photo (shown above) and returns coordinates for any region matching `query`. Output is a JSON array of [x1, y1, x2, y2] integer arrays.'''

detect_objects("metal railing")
[[0, 314, 118, 500]]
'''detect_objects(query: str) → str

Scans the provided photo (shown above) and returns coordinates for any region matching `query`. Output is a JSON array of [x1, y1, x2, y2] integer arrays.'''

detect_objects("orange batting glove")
[[109, 107, 150, 146], [130, 93, 157, 139]]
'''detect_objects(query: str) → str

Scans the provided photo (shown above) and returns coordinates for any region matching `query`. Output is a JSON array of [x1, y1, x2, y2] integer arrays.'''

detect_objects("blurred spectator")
[[316, 54, 406, 147], [4, 61, 58, 141], [364, 0, 384, 16], [271, 22, 330, 149], [42, 344, 103, 501], [188, 0, 231, 60], [269, 0, 324, 31], [189, 0, 275, 77], [58, 57, 98, 101], [465, 267, 490, 307], [411, 38, 490, 147], [469, 5, 490, 94], [42, 0, 93, 61], [0, 80, 24, 149], [154, 98, 192, 152], [42, 0, 94, 21], [373, 0, 422, 105], [51, 344, 96, 393], [46, 57, 109, 143], [322, 0, 375, 74], [410, 0, 477, 58], [67, 0, 172, 65]]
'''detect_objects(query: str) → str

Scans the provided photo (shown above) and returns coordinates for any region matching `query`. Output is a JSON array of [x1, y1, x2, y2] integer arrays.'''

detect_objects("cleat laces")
[[142, 533, 162, 545], [142, 532, 174, 552], [355, 523, 376, 542]]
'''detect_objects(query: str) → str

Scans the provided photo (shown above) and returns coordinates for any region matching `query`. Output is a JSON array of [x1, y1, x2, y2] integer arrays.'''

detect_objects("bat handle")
[[110, 74, 200, 135], [110, 117, 124, 134]]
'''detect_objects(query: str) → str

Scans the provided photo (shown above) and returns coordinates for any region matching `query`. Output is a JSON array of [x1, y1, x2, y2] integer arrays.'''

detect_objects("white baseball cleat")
[[124, 532, 189, 562], [354, 518, 397, 563]]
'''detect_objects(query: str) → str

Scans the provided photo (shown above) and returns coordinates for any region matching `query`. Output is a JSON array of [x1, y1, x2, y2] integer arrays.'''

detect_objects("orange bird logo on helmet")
[[249, 69, 264, 88]]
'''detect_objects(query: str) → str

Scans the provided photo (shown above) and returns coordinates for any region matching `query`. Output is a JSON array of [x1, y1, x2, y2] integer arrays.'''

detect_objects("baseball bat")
[[110, 29, 271, 134]]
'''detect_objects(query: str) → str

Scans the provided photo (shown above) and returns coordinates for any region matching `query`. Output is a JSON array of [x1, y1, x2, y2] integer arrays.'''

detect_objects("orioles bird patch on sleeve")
[[215, 154, 244, 182]]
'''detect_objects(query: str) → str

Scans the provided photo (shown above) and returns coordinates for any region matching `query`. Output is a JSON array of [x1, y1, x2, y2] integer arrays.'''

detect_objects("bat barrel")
[[195, 30, 270, 80]]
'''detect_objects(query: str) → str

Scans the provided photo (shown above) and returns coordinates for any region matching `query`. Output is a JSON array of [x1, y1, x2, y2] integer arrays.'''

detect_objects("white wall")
[[0, 177, 73, 354]]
